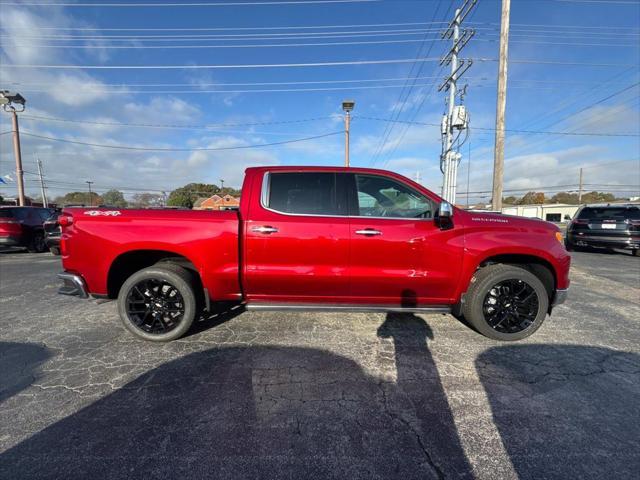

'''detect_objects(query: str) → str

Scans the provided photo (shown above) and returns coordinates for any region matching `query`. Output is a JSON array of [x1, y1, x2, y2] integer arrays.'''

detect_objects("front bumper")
[[552, 288, 569, 307], [568, 233, 639, 250], [57, 272, 89, 299]]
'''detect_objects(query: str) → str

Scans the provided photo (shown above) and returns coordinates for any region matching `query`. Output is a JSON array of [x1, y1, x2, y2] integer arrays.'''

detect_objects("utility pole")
[[36, 156, 48, 208], [11, 110, 25, 206], [86, 181, 94, 207], [578, 168, 584, 204], [220, 179, 225, 191], [439, 0, 476, 204], [342, 100, 355, 167], [491, 0, 511, 212]]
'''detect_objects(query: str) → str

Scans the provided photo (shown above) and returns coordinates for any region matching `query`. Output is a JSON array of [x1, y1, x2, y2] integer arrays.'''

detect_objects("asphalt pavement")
[[0, 248, 639, 479]]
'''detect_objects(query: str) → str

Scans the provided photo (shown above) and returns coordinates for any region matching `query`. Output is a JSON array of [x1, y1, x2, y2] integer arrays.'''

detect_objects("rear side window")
[[578, 207, 640, 220], [266, 172, 345, 216]]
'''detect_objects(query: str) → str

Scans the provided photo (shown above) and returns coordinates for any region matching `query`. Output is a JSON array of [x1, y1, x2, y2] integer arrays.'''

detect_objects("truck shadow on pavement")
[[476, 344, 640, 480], [0, 342, 52, 404], [0, 314, 473, 480]]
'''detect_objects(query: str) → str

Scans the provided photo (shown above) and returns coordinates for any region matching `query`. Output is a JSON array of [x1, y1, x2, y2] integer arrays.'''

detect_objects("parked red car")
[[0, 206, 56, 252], [57, 166, 570, 342]]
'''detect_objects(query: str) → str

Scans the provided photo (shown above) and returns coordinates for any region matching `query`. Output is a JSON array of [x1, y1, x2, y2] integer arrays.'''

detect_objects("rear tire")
[[633, 249, 639, 257], [462, 264, 549, 341], [564, 237, 574, 252], [117, 264, 198, 342], [49, 246, 60, 255], [27, 232, 47, 253]]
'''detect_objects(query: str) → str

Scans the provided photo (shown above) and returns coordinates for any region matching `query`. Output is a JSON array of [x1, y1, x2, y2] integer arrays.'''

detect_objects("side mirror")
[[436, 201, 454, 230]]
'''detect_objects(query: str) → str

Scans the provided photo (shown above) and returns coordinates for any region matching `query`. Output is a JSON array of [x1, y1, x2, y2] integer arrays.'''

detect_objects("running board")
[[245, 304, 451, 314]]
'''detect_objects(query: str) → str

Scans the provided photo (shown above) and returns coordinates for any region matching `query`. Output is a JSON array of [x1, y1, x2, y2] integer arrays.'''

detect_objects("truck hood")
[[463, 210, 559, 232]]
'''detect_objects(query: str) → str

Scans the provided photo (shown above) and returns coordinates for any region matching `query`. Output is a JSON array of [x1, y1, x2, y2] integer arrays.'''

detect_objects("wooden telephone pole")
[[491, 0, 511, 211]]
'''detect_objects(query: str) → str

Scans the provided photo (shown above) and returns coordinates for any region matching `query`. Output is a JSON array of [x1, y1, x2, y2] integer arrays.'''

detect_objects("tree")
[[101, 189, 128, 207], [502, 196, 517, 205], [167, 183, 219, 209], [518, 192, 545, 205], [130, 193, 163, 208], [550, 192, 579, 204], [54, 191, 103, 206], [581, 191, 616, 204]]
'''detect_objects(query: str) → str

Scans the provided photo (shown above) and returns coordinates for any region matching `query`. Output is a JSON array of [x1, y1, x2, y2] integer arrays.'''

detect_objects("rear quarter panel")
[[61, 209, 241, 300]]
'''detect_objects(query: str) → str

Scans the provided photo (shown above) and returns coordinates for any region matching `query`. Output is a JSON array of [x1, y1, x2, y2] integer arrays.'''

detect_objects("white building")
[[501, 204, 580, 223]]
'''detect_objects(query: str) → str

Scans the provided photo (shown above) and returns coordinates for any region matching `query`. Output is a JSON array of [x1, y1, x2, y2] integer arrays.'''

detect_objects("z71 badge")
[[84, 210, 121, 217]]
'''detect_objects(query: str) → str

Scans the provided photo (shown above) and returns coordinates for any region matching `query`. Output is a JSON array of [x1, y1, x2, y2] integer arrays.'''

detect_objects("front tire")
[[117, 264, 198, 342], [462, 264, 549, 341]]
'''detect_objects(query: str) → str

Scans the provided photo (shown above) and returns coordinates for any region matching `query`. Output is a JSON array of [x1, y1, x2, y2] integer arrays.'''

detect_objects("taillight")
[[58, 215, 73, 227]]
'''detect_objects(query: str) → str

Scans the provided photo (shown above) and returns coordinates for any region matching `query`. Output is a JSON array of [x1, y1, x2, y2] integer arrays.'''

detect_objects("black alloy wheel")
[[117, 264, 199, 341], [461, 264, 549, 341], [482, 279, 539, 334], [125, 279, 185, 335]]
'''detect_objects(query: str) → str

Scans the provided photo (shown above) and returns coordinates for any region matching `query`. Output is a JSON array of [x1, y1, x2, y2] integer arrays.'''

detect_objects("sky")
[[0, 0, 639, 205]]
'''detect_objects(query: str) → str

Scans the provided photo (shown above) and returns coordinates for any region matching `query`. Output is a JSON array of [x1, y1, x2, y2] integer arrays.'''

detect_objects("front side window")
[[266, 172, 344, 216], [354, 174, 436, 219]]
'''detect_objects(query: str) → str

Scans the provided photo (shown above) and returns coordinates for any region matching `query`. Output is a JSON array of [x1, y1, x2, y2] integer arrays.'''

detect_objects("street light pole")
[[342, 100, 355, 167], [86, 181, 94, 207], [1, 91, 27, 206]]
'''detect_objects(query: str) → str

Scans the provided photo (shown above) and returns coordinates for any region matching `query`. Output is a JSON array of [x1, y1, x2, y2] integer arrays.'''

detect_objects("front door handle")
[[355, 229, 382, 236], [252, 225, 279, 234]]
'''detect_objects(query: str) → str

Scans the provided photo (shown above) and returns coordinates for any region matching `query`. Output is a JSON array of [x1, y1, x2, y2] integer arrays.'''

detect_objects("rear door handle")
[[252, 225, 279, 234], [355, 229, 382, 236]]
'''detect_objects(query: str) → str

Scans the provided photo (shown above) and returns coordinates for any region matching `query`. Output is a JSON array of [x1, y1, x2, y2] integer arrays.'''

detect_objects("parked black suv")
[[565, 204, 640, 255], [44, 212, 61, 255], [0, 206, 57, 252]]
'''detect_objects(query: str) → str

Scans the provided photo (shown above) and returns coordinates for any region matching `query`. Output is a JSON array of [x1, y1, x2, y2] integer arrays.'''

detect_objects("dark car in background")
[[44, 212, 62, 255], [565, 204, 640, 255], [0, 206, 57, 252]]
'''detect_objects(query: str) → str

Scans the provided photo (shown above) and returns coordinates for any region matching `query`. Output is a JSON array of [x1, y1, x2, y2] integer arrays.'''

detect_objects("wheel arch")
[[474, 253, 556, 303], [107, 249, 204, 300]]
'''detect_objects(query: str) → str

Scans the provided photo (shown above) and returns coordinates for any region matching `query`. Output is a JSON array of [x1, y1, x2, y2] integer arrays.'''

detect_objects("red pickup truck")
[[57, 166, 570, 342]]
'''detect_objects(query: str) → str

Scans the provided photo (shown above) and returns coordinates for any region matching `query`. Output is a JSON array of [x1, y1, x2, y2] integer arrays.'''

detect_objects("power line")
[[9, 75, 445, 87], [0, 21, 450, 32], [4, 58, 639, 69], [0, 57, 445, 69], [19, 130, 343, 152], [8, 38, 444, 49], [1, 0, 381, 6], [17, 115, 333, 128], [0, 27, 444, 39], [16, 82, 451, 95], [355, 115, 640, 137], [370, 0, 450, 165]]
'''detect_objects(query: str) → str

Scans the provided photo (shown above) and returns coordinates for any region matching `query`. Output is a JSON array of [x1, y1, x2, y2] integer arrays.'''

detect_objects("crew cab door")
[[347, 173, 463, 305], [243, 171, 350, 302]]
